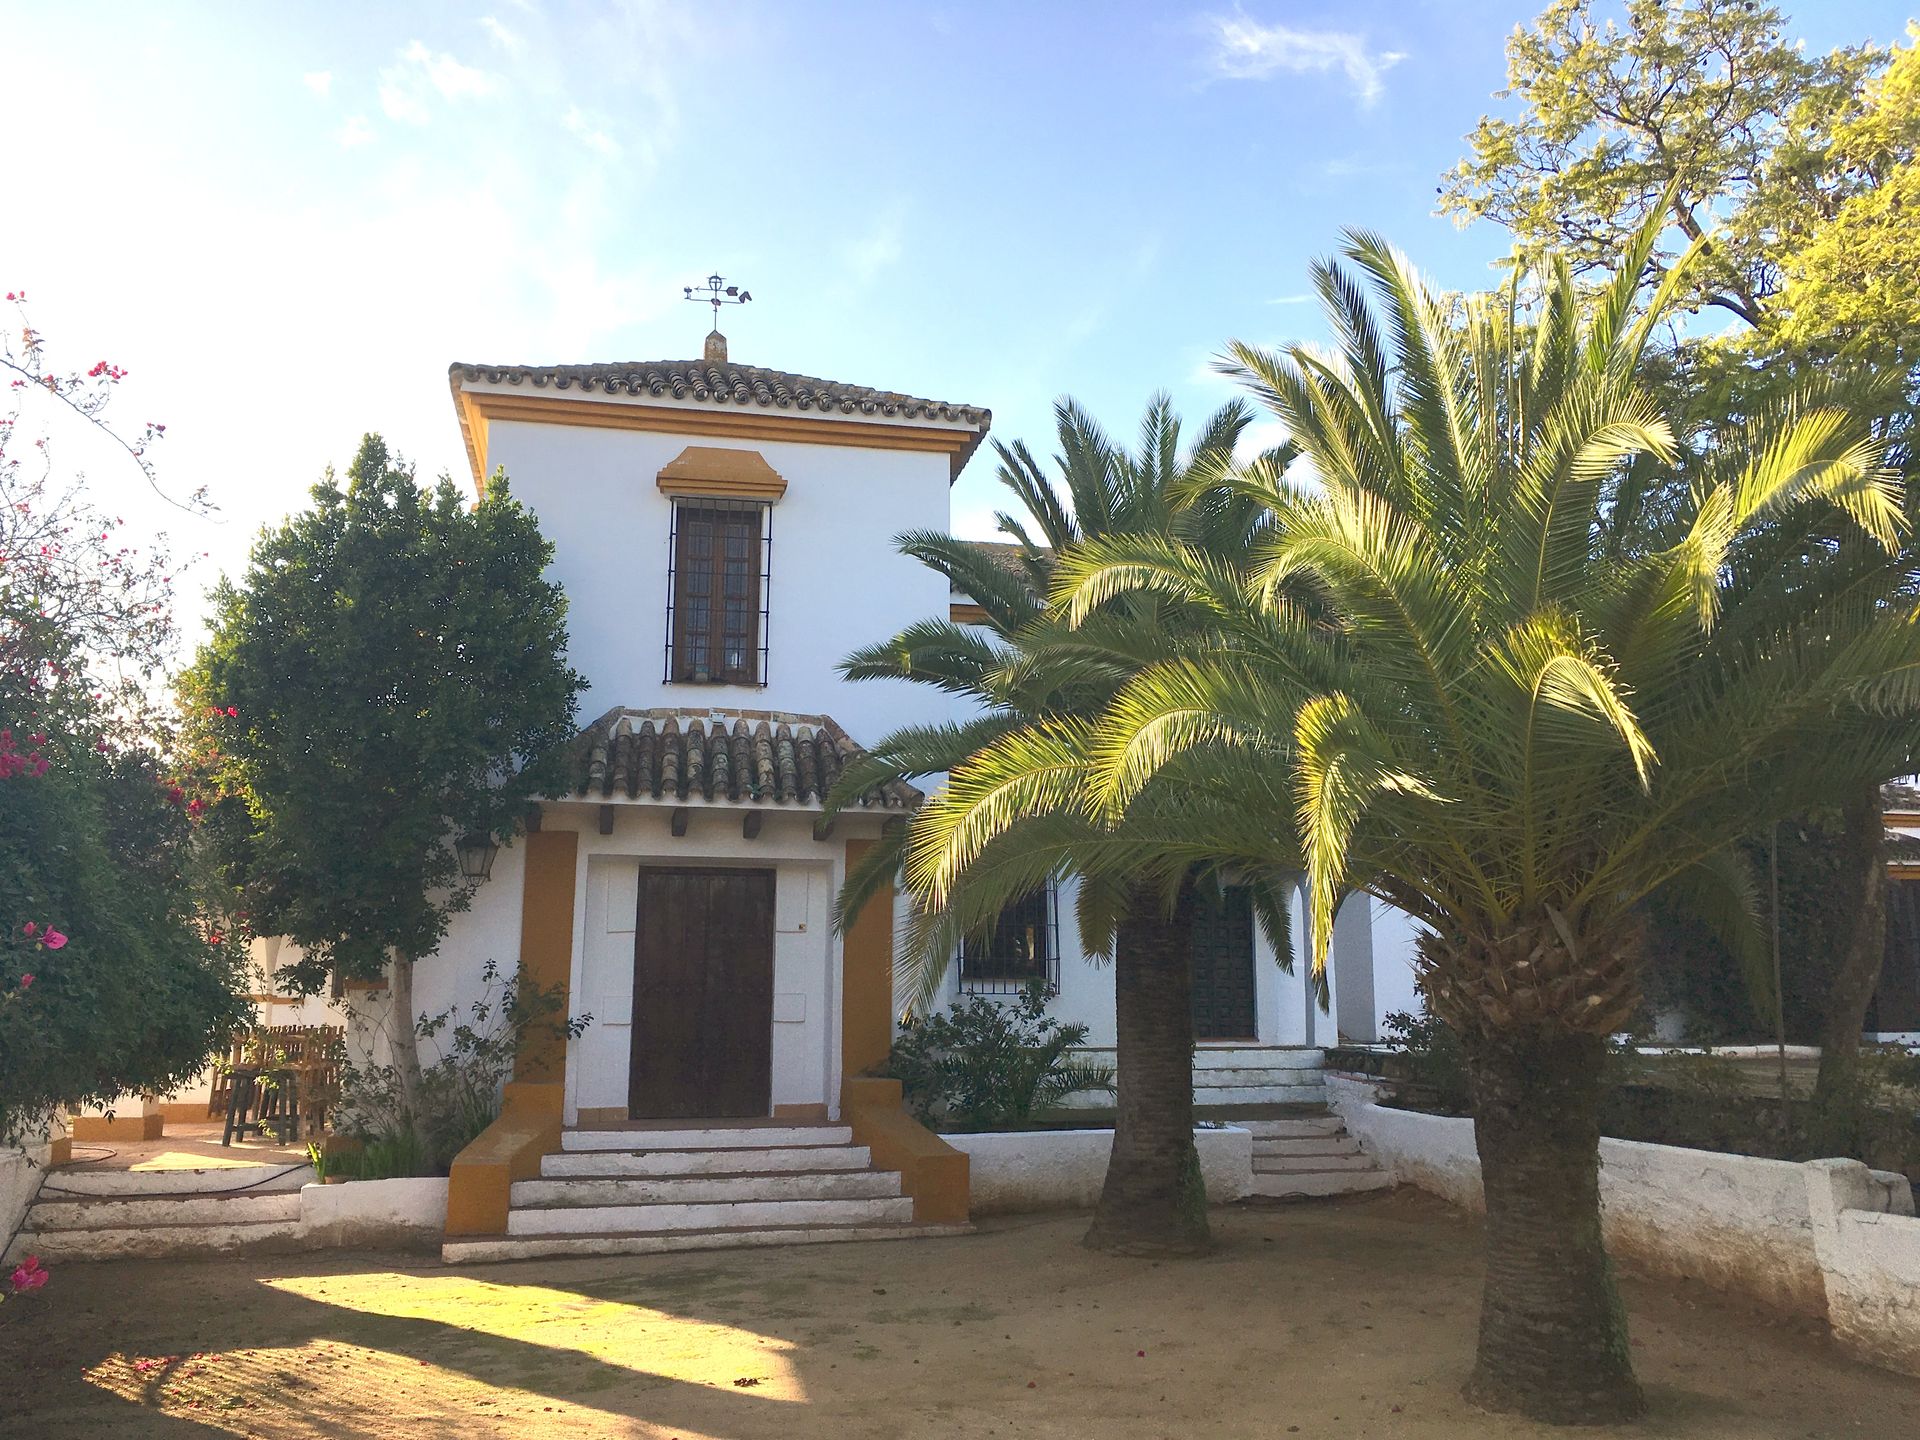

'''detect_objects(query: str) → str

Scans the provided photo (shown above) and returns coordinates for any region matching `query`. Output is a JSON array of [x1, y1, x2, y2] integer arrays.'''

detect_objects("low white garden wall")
[[1327, 1073, 1920, 1376], [0, 1141, 53, 1254], [1806, 1158, 1920, 1376], [300, 1178, 447, 1248], [946, 1125, 1252, 1215]]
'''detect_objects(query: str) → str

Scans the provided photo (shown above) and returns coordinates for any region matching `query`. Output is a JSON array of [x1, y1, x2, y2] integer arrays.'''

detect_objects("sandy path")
[[1, 1189, 1914, 1438]]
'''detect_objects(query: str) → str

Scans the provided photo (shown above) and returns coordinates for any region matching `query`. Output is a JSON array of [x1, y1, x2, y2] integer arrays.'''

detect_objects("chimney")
[[704, 330, 728, 364]]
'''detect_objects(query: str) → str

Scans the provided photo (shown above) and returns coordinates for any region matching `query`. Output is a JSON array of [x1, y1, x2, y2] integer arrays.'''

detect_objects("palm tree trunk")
[[1811, 781, 1888, 1148], [1462, 1028, 1645, 1424], [1084, 875, 1210, 1256]]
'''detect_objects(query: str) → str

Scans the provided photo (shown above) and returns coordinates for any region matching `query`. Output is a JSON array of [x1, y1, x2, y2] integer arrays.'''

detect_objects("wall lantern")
[[455, 832, 500, 885]]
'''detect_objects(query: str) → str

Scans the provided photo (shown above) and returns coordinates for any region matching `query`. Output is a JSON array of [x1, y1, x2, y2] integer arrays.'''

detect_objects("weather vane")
[[684, 274, 751, 325]]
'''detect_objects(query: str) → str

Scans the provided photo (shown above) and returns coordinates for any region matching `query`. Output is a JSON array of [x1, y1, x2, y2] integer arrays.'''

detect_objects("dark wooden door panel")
[[1190, 885, 1257, 1041], [630, 868, 775, 1119]]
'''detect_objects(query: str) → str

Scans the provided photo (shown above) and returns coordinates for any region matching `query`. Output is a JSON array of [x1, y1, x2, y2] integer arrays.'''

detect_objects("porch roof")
[[565, 706, 921, 811]]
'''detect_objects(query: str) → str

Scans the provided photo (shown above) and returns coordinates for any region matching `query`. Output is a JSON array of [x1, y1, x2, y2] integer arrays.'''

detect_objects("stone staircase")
[[442, 1123, 968, 1264], [5, 1163, 313, 1263], [1243, 1111, 1393, 1198], [1192, 1045, 1328, 1108]]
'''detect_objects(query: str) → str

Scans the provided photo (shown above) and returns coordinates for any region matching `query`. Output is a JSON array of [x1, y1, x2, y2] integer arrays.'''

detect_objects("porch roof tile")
[[567, 706, 920, 810]]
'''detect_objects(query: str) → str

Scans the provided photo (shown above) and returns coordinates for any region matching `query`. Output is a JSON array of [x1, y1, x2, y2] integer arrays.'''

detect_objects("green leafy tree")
[[1772, 28, 1920, 365], [184, 436, 584, 1130], [972, 218, 1913, 1421], [833, 396, 1299, 1255], [1438, 0, 1887, 327]]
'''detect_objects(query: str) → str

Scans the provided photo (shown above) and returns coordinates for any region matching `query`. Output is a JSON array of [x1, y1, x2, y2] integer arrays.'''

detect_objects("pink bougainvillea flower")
[[20, 921, 35, 937], [19, 974, 33, 989], [10, 1256, 47, 1292], [40, 929, 66, 950]]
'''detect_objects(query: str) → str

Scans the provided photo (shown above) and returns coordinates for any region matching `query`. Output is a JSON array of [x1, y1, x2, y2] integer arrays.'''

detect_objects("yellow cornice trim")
[[456, 389, 980, 488], [656, 445, 788, 501], [950, 602, 989, 624]]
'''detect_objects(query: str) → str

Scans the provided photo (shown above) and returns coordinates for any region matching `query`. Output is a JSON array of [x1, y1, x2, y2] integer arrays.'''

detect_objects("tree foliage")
[[184, 436, 584, 994], [0, 298, 248, 1146], [1439, 0, 1891, 330]]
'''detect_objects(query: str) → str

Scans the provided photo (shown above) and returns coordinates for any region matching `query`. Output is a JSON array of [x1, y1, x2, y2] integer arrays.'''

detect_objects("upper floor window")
[[959, 883, 1059, 995], [665, 498, 770, 686]]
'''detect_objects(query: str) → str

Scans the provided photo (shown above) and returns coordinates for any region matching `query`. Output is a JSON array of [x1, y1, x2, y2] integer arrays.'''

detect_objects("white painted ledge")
[[300, 1178, 448, 1248], [945, 1125, 1252, 1215], [1325, 1072, 1920, 1379]]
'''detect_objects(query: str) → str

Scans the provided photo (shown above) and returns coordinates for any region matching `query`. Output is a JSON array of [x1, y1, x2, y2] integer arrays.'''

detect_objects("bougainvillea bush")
[[0, 294, 249, 1147]]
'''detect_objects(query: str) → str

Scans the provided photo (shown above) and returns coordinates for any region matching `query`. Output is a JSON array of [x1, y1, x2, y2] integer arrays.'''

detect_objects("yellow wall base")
[[446, 1081, 564, 1236], [158, 1101, 212, 1123], [841, 1076, 969, 1225], [48, 1137, 72, 1166], [69, 1113, 164, 1142]]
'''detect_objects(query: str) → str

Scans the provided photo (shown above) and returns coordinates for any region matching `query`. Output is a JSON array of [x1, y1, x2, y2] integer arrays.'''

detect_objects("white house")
[[331, 330, 1420, 1254]]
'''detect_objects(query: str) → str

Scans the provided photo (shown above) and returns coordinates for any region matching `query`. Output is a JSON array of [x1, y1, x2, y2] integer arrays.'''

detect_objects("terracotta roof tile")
[[451, 358, 990, 429], [569, 706, 919, 810]]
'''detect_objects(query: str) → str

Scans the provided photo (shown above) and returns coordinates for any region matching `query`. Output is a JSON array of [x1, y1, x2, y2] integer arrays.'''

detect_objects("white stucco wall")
[[942, 874, 1382, 1052], [946, 1125, 1253, 1214], [1366, 899, 1425, 1036], [481, 409, 961, 745]]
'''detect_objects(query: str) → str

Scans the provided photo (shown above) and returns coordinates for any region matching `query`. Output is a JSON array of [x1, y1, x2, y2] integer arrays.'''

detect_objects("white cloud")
[[302, 70, 332, 98], [1203, 13, 1404, 106], [479, 16, 524, 54], [1267, 293, 1313, 305], [562, 105, 621, 158], [338, 114, 375, 148], [379, 40, 501, 125]]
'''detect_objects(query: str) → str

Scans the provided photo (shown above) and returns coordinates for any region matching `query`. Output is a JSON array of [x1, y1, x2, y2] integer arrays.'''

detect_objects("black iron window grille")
[[958, 882, 1060, 995], [663, 498, 772, 686]]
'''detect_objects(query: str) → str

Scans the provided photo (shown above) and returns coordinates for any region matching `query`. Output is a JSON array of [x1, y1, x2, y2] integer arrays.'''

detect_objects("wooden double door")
[[629, 867, 776, 1120]]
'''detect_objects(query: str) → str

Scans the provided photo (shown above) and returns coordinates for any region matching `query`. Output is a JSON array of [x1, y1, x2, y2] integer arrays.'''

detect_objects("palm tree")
[[832, 395, 1299, 1255], [932, 212, 1914, 1422]]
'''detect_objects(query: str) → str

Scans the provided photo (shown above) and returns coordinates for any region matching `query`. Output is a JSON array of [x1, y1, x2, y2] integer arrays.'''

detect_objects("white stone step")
[[542, 1144, 874, 1178], [37, 1164, 314, 1197], [26, 1191, 301, 1231], [1236, 1116, 1344, 1139], [1191, 1048, 1325, 1072], [511, 1171, 901, 1208], [7, 1217, 305, 1262], [1249, 1169, 1395, 1198], [562, 1125, 852, 1152], [1253, 1151, 1377, 1174], [444, 1221, 971, 1265], [507, 1194, 915, 1237], [1253, 1135, 1362, 1158], [1192, 1083, 1328, 1105], [1191, 1067, 1333, 1087]]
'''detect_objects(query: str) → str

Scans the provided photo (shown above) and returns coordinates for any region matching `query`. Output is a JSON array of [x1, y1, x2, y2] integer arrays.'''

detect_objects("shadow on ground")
[[2, 1190, 1916, 1439]]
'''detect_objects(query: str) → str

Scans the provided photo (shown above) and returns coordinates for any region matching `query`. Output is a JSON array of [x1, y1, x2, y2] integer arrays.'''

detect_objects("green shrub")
[[883, 984, 1114, 1129], [1380, 1009, 1472, 1114], [336, 961, 588, 1175]]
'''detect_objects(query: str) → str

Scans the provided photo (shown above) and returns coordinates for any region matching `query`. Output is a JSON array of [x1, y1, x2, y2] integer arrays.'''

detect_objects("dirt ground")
[[2, 1190, 1915, 1439]]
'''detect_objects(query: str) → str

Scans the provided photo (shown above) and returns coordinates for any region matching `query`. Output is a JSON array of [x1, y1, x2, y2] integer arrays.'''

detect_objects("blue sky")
[[1, 1, 1909, 611]]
